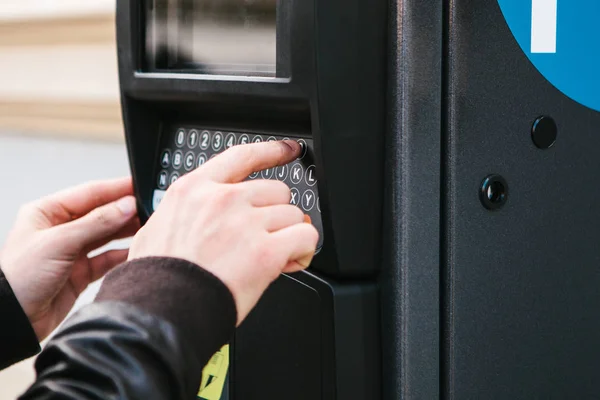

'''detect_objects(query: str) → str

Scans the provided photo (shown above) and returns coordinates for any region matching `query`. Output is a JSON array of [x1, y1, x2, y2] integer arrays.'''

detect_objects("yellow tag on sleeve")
[[198, 345, 230, 400]]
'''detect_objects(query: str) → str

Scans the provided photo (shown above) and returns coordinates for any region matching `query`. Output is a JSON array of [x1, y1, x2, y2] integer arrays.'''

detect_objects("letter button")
[[175, 129, 186, 148], [276, 165, 288, 181], [184, 152, 195, 171], [200, 130, 211, 150], [290, 163, 304, 185], [172, 150, 183, 170], [305, 165, 317, 186], [261, 167, 275, 180], [188, 130, 199, 149], [169, 172, 180, 186], [160, 149, 171, 168], [290, 187, 300, 206], [302, 189, 316, 212], [157, 171, 168, 189], [197, 153, 208, 168]]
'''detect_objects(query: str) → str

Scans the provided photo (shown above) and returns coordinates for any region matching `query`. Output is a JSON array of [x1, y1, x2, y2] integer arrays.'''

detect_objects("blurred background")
[[0, 1, 128, 397]]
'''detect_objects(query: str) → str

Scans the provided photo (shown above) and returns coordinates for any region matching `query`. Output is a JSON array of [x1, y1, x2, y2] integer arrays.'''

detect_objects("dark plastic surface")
[[443, 1, 600, 398], [232, 271, 380, 400], [379, 0, 443, 399]]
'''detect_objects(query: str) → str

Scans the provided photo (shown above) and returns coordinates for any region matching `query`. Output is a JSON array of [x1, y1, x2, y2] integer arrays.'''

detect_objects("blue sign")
[[498, 0, 600, 112]]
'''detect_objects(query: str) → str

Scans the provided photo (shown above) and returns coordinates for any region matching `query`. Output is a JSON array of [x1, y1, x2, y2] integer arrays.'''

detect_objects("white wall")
[[0, 0, 115, 20]]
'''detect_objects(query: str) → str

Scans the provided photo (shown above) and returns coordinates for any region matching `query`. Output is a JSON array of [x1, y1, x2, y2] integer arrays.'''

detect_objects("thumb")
[[57, 196, 138, 250]]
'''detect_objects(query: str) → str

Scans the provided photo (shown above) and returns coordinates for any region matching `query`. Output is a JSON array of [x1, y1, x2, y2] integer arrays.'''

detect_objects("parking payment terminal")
[[118, 0, 385, 399], [119, 0, 600, 399]]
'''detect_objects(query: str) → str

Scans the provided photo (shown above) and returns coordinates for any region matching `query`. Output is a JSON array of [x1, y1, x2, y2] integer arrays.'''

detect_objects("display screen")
[[145, 0, 277, 77]]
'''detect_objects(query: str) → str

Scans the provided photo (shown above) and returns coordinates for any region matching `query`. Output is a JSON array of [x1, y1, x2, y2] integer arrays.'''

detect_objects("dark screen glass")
[[145, 0, 277, 77]]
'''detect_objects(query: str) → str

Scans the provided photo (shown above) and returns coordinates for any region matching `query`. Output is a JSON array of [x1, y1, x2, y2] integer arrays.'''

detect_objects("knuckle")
[[94, 209, 113, 227], [212, 185, 242, 210]]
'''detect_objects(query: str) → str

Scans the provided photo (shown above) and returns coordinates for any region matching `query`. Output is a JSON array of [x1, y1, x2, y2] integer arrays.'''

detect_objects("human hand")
[[129, 140, 319, 326], [0, 178, 140, 340]]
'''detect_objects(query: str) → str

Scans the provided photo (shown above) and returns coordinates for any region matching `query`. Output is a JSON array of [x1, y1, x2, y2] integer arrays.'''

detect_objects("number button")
[[305, 165, 317, 187], [238, 134, 250, 145], [225, 133, 236, 150], [197, 153, 208, 168], [157, 171, 168, 189], [290, 163, 304, 185], [290, 188, 300, 206], [200, 131, 211, 150], [188, 130, 199, 149], [302, 189, 316, 212], [173, 151, 183, 170], [275, 165, 288, 181], [160, 150, 171, 168], [261, 168, 274, 180], [170, 172, 180, 185], [212, 132, 224, 151], [249, 171, 259, 179], [297, 139, 308, 159], [267, 136, 277, 142], [253, 135, 263, 144], [184, 152, 195, 171], [175, 129, 186, 148]]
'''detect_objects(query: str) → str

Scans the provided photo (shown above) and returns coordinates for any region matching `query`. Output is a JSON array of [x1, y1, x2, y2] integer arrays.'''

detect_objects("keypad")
[[152, 127, 323, 250]]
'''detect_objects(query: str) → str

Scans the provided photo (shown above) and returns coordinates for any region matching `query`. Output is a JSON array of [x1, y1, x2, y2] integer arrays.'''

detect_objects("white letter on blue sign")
[[531, 0, 558, 53]]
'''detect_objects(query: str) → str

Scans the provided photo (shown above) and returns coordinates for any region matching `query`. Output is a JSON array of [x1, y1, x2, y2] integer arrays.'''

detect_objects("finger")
[[37, 177, 133, 224], [87, 249, 129, 282], [198, 140, 301, 183], [282, 261, 307, 274], [83, 217, 140, 255], [256, 205, 305, 232], [237, 180, 291, 206], [269, 223, 319, 269], [57, 196, 138, 249]]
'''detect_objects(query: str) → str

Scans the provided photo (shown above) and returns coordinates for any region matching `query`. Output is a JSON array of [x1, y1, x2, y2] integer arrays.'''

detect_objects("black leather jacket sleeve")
[[19, 257, 237, 400], [0, 269, 41, 370]]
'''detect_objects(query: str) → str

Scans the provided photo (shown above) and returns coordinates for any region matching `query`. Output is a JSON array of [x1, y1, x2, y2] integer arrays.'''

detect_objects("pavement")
[[0, 132, 130, 398]]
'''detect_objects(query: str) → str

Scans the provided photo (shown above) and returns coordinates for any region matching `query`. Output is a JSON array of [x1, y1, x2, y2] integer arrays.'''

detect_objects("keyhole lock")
[[480, 174, 508, 211]]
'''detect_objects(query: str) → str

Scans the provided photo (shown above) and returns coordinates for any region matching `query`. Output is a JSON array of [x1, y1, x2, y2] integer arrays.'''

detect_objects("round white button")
[[184, 152, 195, 171], [197, 153, 207, 168], [238, 134, 250, 145], [317, 197, 321, 213], [267, 136, 277, 142], [157, 171, 168, 189], [249, 171, 259, 179], [305, 165, 317, 187], [301, 189, 316, 212], [275, 165, 289, 181], [172, 151, 183, 170], [297, 139, 308, 159], [169, 172, 180, 185], [225, 133, 236, 150], [253, 135, 263, 144], [261, 168, 274, 180], [175, 129, 186, 148], [290, 188, 300, 206], [290, 163, 304, 185], [160, 149, 171, 168], [212, 132, 224, 151], [188, 130, 199, 149], [200, 131, 211, 150]]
